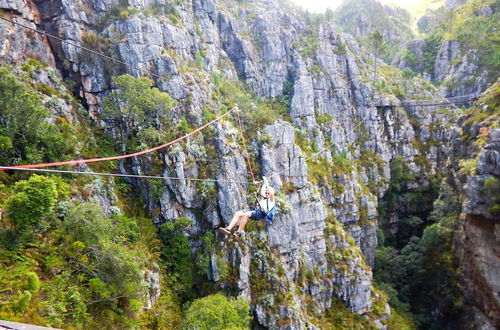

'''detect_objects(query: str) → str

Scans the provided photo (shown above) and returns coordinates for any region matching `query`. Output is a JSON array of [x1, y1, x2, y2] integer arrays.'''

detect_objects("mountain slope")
[[332, 0, 415, 62], [397, 0, 499, 96], [0, 0, 497, 329]]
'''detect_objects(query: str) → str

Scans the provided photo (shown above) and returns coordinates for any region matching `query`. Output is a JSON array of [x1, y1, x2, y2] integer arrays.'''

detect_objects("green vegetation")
[[378, 156, 441, 247], [0, 173, 177, 328], [158, 217, 193, 297], [181, 294, 251, 329], [211, 72, 290, 138], [408, 0, 499, 82], [461, 80, 500, 133], [375, 181, 464, 328], [82, 31, 112, 54], [363, 61, 436, 99], [0, 65, 73, 166], [311, 298, 372, 329], [102, 74, 177, 151], [444, 0, 499, 69], [6, 175, 67, 236]]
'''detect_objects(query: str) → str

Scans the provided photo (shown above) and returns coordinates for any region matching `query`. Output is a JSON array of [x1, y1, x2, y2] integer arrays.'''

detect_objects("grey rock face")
[[143, 266, 161, 309], [417, 9, 438, 34], [432, 37, 492, 97], [445, 0, 467, 10], [215, 122, 250, 224], [435, 40, 461, 82], [476, 129, 500, 177], [0, 3, 55, 66], [395, 39, 426, 73], [262, 121, 308, 188], [463, 175, 495, 218], [478, 5, 493, 17], [0, 0, 35, 19], [463, 129, 500, 219]]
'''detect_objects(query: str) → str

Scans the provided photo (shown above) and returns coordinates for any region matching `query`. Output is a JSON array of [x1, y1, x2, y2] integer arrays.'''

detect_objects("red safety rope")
[[2, 107, 236, 170]]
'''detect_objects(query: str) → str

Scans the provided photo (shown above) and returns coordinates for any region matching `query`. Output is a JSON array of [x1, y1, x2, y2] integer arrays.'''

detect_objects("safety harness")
[[253, 182, 277, 224]]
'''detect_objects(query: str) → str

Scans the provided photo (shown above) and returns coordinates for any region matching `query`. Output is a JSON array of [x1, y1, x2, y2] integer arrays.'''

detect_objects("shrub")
[[0, 66, 72, 165], [6, 175, 67, 234], [102, 74, 177, 150], [181, 294, 251, 330], [484, 177, 500, 215], [63, 202, 145, 296], [158, 217, 192, 294]]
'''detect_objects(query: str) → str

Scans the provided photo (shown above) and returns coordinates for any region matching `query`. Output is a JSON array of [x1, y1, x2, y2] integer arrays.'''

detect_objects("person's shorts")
[[246, 208, 266, 220]]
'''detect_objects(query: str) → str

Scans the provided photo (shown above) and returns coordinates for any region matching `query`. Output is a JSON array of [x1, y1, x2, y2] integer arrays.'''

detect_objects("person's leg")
[[227, 211, 244, 230], [236, 211, 253, 233]]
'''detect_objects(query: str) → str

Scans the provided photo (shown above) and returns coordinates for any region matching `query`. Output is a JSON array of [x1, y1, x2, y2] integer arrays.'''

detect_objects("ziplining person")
[[219, 176, 277, 238]]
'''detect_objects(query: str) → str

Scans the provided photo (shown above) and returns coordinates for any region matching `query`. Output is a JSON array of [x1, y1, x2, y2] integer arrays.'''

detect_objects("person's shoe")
[[219, 227, 231, 235], [233, 231, 244, 239]]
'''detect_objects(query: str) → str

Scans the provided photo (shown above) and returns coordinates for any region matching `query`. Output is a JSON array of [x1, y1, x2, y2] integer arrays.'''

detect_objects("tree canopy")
[[102, 74, 177, 149], [181, 294, 251, 330]]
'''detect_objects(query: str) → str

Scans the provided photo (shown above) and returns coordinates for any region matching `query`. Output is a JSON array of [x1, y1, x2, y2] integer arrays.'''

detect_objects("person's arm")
[[259, 178, 267, 197], [261, 177, 275, 201], [260, 177, 269, 195]]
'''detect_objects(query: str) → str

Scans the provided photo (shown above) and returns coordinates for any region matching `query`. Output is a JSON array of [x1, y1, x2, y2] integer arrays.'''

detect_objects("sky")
[[289, 0, 423, 12]]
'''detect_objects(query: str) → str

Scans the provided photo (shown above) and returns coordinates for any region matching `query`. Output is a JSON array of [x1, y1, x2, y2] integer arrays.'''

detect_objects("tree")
[[0, 66, 71, 165], [102, 74, 177, 151], [158, 217, 192, 295], [402, 68, 414, 96], [63, 202, 145, 295], [369, 29, 385, 86], [6, 175, 67, 234], [181, 294, 251, 330]]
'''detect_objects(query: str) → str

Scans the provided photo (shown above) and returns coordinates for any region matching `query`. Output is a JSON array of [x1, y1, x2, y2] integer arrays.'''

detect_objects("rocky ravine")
[[0, 0, 497, 328]]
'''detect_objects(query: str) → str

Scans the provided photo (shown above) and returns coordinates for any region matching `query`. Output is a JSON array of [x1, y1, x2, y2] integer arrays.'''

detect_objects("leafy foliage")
[[158, 217, 193, 296], [375, 182, 464, 328], [0, 173, 178, 328], [378, 156, 441, 247], [0, 65, 72, 165], [6, 175, 68, 235], [102, 74, 177, 150], [181, 293, 251, 330]]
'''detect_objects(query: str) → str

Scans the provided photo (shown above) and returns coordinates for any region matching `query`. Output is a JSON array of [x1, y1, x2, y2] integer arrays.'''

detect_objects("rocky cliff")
[[454, 83, 500, 329], [0, 0, 497, 328], [332, 0, 415, 62], [396, 0, 498, 98]]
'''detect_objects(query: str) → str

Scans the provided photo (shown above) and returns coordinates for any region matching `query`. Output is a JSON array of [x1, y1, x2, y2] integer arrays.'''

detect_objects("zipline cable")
[[0, 14, 479, 109], [0, 15, 169, 81], [1, 106, 237, 169], [267, 108, 373, 180], [268, 91, 480, 180], [0, 166, 250, 184]]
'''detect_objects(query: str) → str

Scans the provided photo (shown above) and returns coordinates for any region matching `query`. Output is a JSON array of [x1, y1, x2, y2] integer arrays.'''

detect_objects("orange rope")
[[236, 109, 257, 183], [2, 107, 236, 170]]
